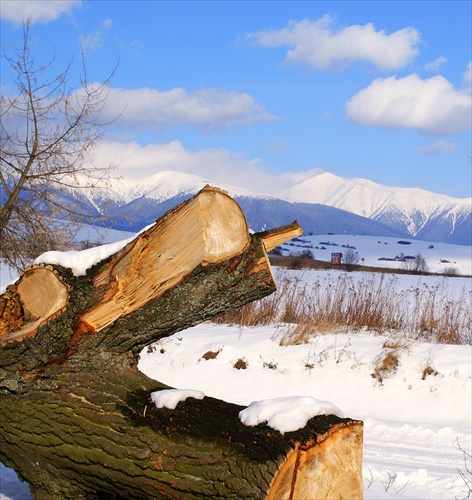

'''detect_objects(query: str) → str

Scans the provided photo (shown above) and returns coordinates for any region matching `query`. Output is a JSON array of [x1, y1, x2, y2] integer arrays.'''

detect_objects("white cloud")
[[266, 138, 289, 152], [101, 86, 277, 131], [345, 73, 472, 135], [424, 56, 447, 73], [417, 140, 456, 155], [80, 18, 112, 52], [277, 168, 325, 186], [94, 140, 288, 194], [464, 62, 472, 87], [0, 0, 80, 26], [247, 15, 420, 71]]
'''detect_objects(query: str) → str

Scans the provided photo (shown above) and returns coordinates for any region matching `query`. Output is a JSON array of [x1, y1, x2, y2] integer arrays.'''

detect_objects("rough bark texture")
[[0, 186, 363, 499]]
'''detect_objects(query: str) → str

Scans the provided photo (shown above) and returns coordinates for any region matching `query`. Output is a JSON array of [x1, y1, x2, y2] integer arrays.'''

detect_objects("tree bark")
[[0, 186, 363, 499]]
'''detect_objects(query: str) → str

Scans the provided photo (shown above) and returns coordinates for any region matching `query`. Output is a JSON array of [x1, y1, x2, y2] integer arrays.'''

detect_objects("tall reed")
[[213, 270, 471, 345]]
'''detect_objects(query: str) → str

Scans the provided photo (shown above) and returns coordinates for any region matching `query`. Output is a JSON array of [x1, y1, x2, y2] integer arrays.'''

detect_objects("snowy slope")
[[109, 171, 207, 203], [79, 170, 273, 209], [278, 171, 470, 220], [135, 265, 471, 500], [278, 233, 472, 275], [278, 172, 472, 242], [137, 288, 471, 500]]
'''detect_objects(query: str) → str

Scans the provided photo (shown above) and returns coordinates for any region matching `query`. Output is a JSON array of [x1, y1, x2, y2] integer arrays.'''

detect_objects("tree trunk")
[[0, 186, 363, 499]]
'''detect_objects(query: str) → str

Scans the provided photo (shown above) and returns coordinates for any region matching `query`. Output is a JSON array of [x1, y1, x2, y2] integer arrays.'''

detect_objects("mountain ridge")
[[277, 172, 470, 232], [72, 170, 471, 245]]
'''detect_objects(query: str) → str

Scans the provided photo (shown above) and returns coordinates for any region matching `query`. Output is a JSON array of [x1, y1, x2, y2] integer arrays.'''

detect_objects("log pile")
[[0, 186, 363, 499]]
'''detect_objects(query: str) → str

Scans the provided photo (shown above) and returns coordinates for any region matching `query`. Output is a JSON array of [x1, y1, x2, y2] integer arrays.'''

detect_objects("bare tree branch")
[[1, 21, 117, 270]]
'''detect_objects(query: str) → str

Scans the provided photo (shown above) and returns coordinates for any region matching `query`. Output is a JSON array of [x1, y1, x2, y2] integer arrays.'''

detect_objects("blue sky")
[[1, 0, 471, 198]]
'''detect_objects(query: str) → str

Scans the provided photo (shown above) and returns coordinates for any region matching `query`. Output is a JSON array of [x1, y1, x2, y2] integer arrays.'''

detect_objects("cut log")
[[0, 265, 69, 342], [0, 186, 363, 499], [267, 423, 364, 499], [79, 185, 253, 334]]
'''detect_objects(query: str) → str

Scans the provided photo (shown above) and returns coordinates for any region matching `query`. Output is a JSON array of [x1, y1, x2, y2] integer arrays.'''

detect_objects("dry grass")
[[421, 364, 439, 380], [371, 350, 400, 383], [370, 340, 410, 383], [214, 271, 472, 345], [233, 358, 248, 370], [202, 350, 219, 360]]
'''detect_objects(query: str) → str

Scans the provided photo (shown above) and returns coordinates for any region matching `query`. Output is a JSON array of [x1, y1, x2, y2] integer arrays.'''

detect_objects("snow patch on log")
[[239, 396, 344, 434], [34, 225, 154, 276], [151, 389, 205, 409]]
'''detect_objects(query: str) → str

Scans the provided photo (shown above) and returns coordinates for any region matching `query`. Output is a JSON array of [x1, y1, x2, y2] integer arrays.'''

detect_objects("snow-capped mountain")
[[277, 172, 471, 244], [66, 170, 471, 245], [279, 172, 470, 231], [78, 171, 210, 213], [79, 171, 273, 213]]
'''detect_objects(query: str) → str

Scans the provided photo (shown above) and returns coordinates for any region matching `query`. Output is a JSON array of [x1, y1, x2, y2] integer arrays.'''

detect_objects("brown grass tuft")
[[421, 364, 439, 380], [233, 358, 248, 370], [371, 342, 407, 383], [202, 350, 219, 360]]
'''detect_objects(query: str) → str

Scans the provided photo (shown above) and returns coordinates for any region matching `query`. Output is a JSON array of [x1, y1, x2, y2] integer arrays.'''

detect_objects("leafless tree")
[[0, 22, 116, 270], [343, 247, 360, 271], [401, 253, 429, 274]]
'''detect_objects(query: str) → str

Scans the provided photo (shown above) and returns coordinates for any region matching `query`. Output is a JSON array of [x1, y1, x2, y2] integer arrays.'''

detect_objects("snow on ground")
[[1, 234, 471, 499], [138, 321, 471, 499], [281, 234, 472, 276]]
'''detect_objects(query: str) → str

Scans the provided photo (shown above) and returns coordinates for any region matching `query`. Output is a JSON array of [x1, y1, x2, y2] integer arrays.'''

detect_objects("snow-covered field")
[[138, 320, 471, 499], [280, 233, 472, 276], [1, 234, 471, 499]]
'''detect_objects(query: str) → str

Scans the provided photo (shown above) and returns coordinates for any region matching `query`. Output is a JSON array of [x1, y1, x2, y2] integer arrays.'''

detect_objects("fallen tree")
[[0, 186, 363, 499]]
